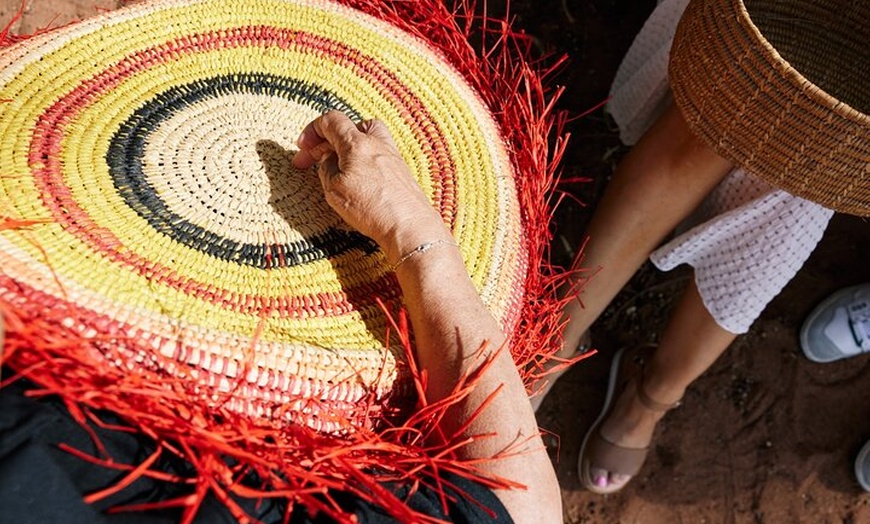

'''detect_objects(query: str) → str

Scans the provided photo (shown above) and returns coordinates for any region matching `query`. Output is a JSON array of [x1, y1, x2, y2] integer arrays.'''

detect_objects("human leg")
[[558, 103, 732, 356], [532, 103, 732, 411], [580, 277, 737, 492]]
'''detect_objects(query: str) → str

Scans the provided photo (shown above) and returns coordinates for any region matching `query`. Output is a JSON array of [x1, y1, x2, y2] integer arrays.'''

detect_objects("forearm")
[[293, 111, 561, 522], [394, 244, 507, 404], [391, 230, 562, 524]]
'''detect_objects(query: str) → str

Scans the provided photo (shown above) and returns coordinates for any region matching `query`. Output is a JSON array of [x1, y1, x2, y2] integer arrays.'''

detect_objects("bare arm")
[[293, 111, 562, 524]]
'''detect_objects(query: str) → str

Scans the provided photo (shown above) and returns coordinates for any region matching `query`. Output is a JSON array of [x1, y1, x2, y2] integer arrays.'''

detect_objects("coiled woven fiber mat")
[[0, 0, 526, 426], [0, 0, 568, 520]]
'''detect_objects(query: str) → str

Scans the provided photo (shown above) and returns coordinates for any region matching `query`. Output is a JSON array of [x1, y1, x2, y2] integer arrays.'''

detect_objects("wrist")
[[390, 238, 460, 271], [378, 214, 453, 264]]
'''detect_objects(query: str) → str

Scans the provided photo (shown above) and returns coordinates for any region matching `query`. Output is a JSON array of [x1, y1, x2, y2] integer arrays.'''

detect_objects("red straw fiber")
[[0, 1, 582, 521]]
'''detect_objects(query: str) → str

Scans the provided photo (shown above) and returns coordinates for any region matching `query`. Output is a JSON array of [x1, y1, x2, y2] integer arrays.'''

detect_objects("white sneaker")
[[800, 284, 870, 363], [856, 440, 870, 493]]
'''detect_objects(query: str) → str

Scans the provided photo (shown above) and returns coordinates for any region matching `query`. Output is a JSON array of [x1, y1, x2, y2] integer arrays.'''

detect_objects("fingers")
[[292, 141, 333, 169], [293, 111, 358, 169], [309, 111, 361, 150], [293, 124, 325, 169], [294, 112, 395, 169], [358, 119, 396, 148], [292, 116, 334, 169]]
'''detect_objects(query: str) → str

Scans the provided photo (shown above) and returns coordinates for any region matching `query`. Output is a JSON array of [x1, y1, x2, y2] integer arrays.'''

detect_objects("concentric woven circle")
[[669, 0, 869, 216], [0, 0, 527, 429]]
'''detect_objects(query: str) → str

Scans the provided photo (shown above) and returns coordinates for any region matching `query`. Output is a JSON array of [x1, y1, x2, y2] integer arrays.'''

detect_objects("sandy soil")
[[513, 2, 870, 523], [2, 1, 868, 523]]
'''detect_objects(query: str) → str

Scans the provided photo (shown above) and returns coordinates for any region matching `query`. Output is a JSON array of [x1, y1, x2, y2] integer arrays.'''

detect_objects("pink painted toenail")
[[595, 475, 607, 488]]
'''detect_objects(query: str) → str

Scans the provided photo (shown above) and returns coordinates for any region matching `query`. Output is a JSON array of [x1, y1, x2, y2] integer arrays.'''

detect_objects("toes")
[[590, 467, 632, 491], [609, 473, 632, 489], [590, 467, 609, 488]]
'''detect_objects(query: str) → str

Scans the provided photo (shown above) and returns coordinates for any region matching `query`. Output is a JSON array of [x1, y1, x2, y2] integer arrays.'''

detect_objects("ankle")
[[637, 378, 683, 412], [624, 391, 667, 425], [600, 386, 663, 446], [638, 367, 685, 408]]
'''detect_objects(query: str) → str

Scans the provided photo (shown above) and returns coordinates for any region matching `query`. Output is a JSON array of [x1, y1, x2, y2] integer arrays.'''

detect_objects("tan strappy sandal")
[[578, 344, 681, 494]]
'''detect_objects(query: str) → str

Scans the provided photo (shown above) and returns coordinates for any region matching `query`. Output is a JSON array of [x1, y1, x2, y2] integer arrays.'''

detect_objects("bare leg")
[[589, 278, 737, 489], [560, 103, 732, 355]]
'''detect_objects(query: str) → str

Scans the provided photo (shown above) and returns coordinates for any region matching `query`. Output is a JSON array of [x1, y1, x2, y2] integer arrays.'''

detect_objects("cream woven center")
[[142, 93, 334, 244]]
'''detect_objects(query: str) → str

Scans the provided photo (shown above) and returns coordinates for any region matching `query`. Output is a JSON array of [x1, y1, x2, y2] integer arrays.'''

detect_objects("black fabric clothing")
[[0, 380, 513, 524]]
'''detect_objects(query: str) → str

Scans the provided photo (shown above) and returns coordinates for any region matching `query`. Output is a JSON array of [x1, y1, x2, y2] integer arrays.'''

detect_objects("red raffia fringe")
[[0, 0, 592, 522]]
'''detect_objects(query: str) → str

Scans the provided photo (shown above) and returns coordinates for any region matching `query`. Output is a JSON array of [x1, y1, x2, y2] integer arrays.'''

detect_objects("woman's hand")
[[292, 111, 450, 264]]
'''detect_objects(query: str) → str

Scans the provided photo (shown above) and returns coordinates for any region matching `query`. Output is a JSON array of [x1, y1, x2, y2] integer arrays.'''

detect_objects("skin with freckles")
[[294, 111, 563, 524], [292, 117, 445, 264]]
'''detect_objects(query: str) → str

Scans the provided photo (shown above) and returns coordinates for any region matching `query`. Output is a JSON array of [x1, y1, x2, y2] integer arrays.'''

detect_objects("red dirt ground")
[[513, 2, 870, 523], [2, 1, 868, 522]]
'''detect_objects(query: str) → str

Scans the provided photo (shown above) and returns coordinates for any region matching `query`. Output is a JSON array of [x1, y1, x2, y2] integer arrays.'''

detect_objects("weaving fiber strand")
[[0, 0, 570, 521]]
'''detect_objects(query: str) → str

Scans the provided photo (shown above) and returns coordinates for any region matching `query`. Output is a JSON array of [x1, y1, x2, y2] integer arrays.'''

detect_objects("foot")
[[587, 377, 671, 490], [800, 283, 870, 362], [579, 346, 682, 493]]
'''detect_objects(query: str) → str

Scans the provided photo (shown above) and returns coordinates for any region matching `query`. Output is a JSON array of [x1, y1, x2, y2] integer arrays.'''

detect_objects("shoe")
[[530, 331, 591, 413], [857, 440, 870, 492], [577, 344, 681, 494], [800, 283, 870, 363]]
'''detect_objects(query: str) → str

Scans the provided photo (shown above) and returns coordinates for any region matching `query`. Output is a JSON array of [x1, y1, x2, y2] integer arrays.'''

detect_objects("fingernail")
[[595, 475, 607, 488]]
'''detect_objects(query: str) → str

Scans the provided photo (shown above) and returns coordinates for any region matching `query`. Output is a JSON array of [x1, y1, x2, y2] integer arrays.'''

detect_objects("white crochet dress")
[[607, 0, 835, 334]]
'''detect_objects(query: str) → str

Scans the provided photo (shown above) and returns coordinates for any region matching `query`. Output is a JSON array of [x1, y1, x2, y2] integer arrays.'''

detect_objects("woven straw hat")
[[669, 0, 869, 216]]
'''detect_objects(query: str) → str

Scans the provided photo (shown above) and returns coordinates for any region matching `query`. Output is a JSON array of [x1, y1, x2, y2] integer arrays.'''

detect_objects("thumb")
[[292, 137, 335, 169], [317, 151, 341, 182]]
